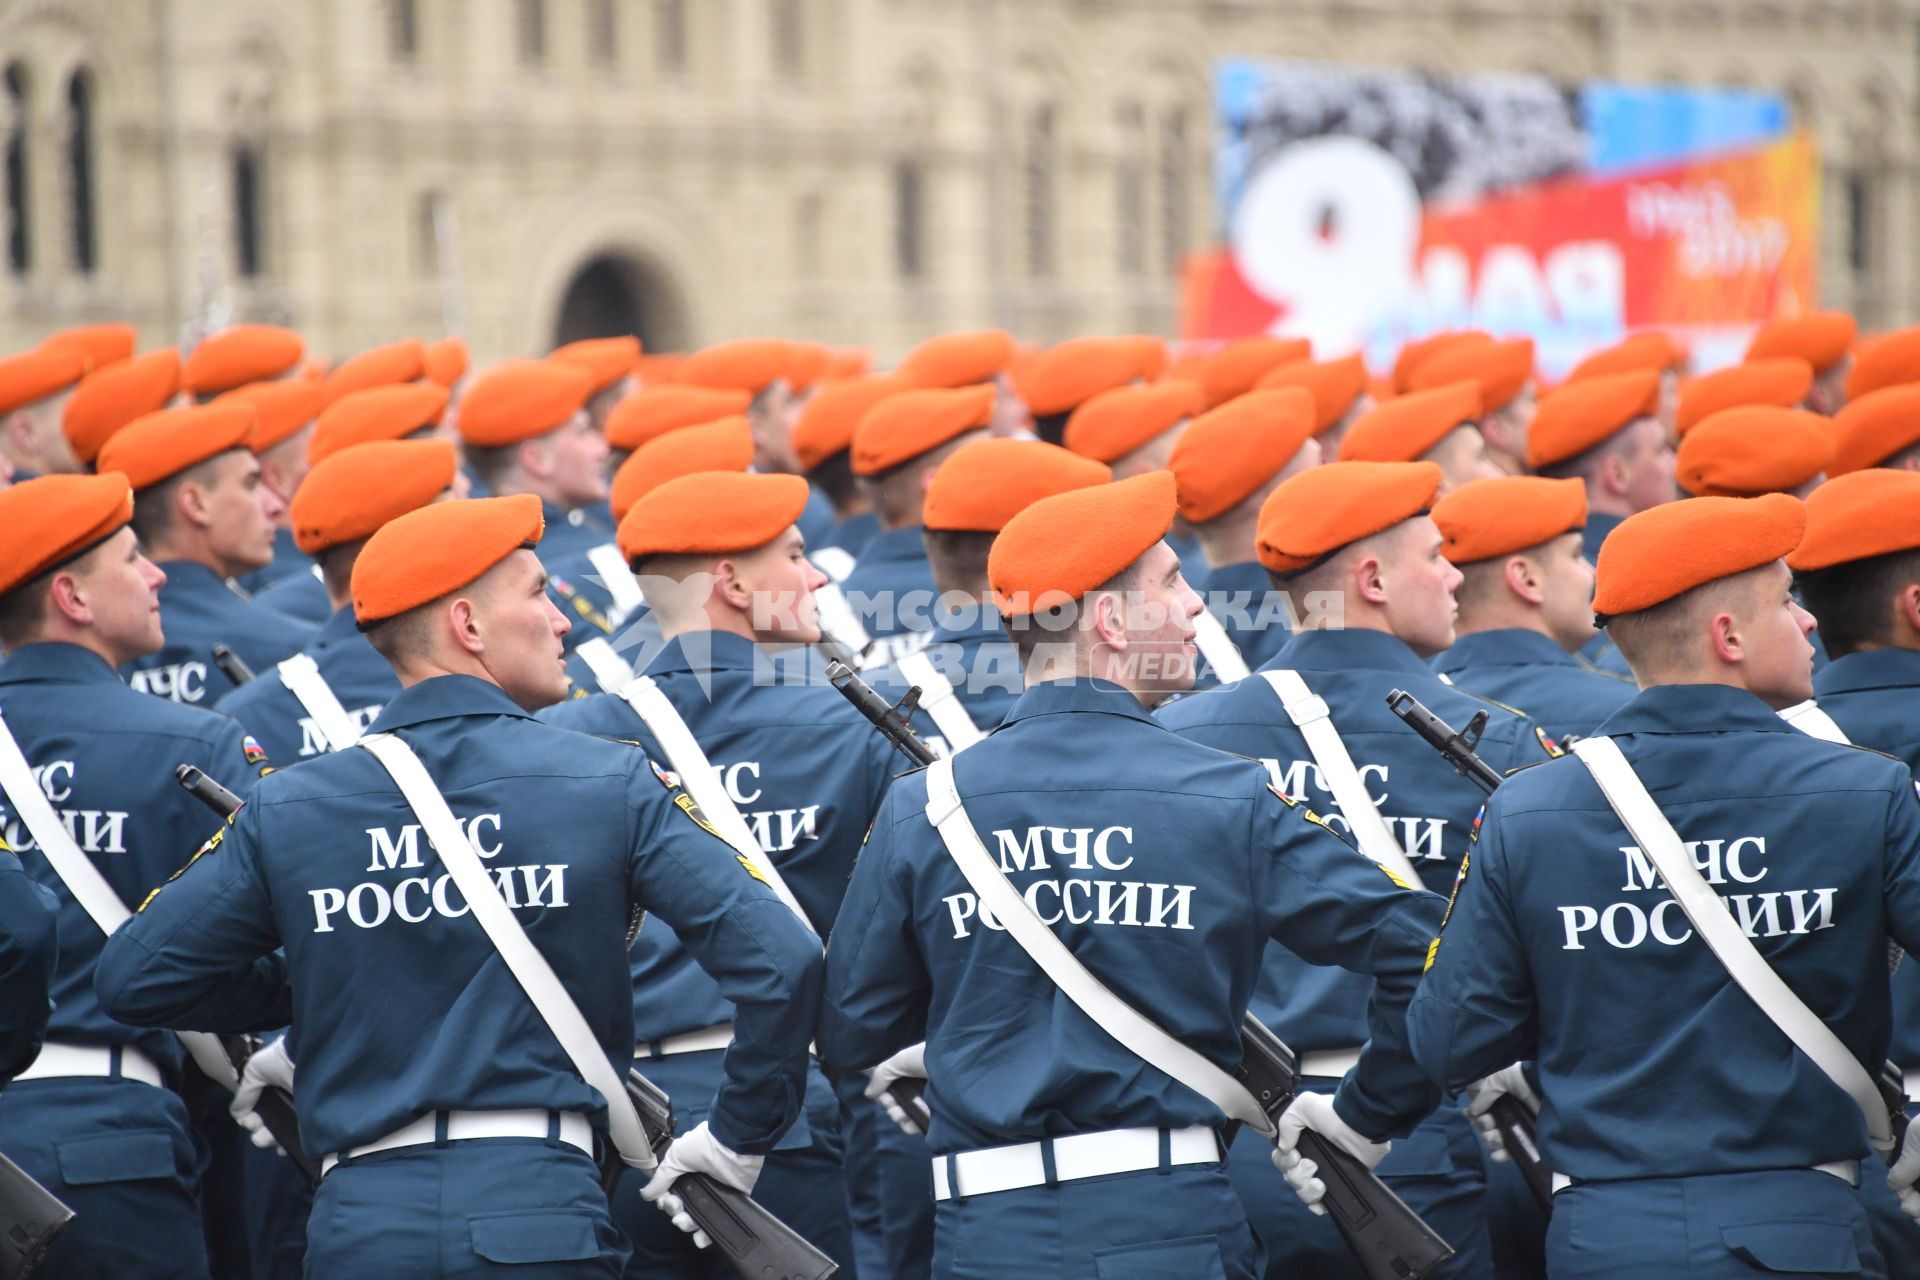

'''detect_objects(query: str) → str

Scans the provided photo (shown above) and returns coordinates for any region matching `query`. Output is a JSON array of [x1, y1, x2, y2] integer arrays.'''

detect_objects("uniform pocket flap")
[[1720, 1220, 1859, 1273], [1093, 1234, 1228, 1280], [1375, 1126, 1453, 1178], [469, 1210, 601, 1264], [57, 1130, 176, 1186]]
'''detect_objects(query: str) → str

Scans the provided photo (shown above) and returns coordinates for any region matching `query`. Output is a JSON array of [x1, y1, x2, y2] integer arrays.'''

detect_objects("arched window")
[[1024, 104, 1054, 279], [5, 63, 29, 275], [232, 142, 264, 278], [67, 69, 95, 273]]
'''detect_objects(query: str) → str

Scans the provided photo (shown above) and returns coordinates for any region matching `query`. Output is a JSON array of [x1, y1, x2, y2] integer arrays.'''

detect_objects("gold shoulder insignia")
[[672, 791, 730, 848], [1265, 781, 1300, 808], [139, 826, 227, 912], [1426, 852, 1472, 971], [1533, 726, 1564, 758]]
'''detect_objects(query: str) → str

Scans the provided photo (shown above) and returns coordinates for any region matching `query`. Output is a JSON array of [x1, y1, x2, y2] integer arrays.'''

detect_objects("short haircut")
[[1002, 561, 1138, 669], [0, 576, 48, 652], [1452, 556, 1513, 614], [806, 450, 858, 511], [1032, 410, 1070, 446], [462, 442, 520, 493], [1535, 426, 1638, 485], [363, 604, 435, 663], [1603, 573, 1751, 681], [127, 458, 219, 548], [317, 541, 364, 602], [1797, 548, 1920, 658], [923, 529, 993, 596]]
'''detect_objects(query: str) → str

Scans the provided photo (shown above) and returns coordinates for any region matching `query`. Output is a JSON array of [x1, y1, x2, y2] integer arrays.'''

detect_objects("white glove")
[[640, 1121, 767, 1250], [864, 1042, 928, 1136], [1271, 1092, 1390, 1216], [1890, 1122, 1920, 1223], [228, 1037, 296, 1154], [1466, 1063, 1540, 1163]]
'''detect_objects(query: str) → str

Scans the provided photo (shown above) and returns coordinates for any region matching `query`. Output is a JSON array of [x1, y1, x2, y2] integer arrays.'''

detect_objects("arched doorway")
[[551, 251, 691, 352]]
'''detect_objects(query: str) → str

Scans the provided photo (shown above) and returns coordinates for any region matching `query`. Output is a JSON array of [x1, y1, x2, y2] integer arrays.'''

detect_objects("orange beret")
[[1675, 358, 1812, 436], [1016, 337, 1145, 418], [220, 379, 327, 452], [989, 470, 1176, 617], [851, 384, 993, 477], [183, 325, 305, 396], [1408, 336, 1534, 414], [897, 329, 1016, 390], [1676, 406, 1834, 498], [38, 323, 137, 373], [1256, 460, 1443, 576], [1831, 383, 1920, 475], [0, 347, 88, 416], [292, 439, 458, 554], [791, 374, 911, 472], [1169, 388, 1318, 524], [609, 416, 754, 522], [422, 337, 469, 387], [352, 493, 543, 627], [97, 403, 256, 491], [619, 471, 810, 564], [1393, 331, 1493, 394], [551, 336, 641, 396], [1526, 369, 1660, 468], [1062, 380, 1204, 463], [1255, 354, 1369, 433], [1566, 331, 1685, 384], [0, 473, 134, 597], [679, 339, 793, 394], [1165, 350, 1210, 386], [634, 353, 686, 385], [63, 348, 180, 464], [1121, 336, 1170, 384], [1202, 336, 1313, 409], [1433, 476, 1587, 565], [1340, 380, 1482, 463], [1593, 492, 1804, 618], [924, 439, 1111, 533], [1845, 325, 1920, 403], [606, 384, 754, 454], [827, 348, 872, 379], [323, 339, 427, 404], [1745, 311, 1856, 374], [786, 342, 833, 392], [457, 359, 591, 447], [310, 382, 450, 463], [1787, 469, 1920, 572]]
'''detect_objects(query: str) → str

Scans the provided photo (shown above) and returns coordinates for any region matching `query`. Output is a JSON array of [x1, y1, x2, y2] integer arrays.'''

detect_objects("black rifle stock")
[[0, 1150, 72, 1280], [830, 661, 1453, 1277], [174, 765, 318, 1181], [210, 645, 255, 687], [622, 1069, 838, 1280]]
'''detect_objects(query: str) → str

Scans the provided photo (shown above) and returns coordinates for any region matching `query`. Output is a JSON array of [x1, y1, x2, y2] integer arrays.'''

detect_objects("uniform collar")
[[1000, 677, 1158, 727], [1269, 627, 1431, 675], [1433, 628, 1579, 673], [159, 558, 246, 600], [931, 609, 1006, 645], [0, 641, 124, 687], [858, 525, 929, 565], [1815, 647, 1920, 696], [363, 673, 534, 732], [316, 605, 364, 646], [641, 629, 766, 676], [1201, 560, 1270, 590], [1582, 511, 1625, 563], [1593, 682, 1793, 737]]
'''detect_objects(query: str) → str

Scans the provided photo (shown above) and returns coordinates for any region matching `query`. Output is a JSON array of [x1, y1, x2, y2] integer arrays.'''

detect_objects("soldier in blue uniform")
[[1430, 475, 1635, 738], [95, 493, 824, 1280], [1410, 492, 1920, 1279], [821, 472, 1449, 1280], [679, 338, 839, 549], [226, 380, 327, 596], [456, 358, 611, 568], [0, 343, 89, 482], [1166, 388, 1321, 680], [0, 472, 274, 1280], [841, 386, 993, 663], [96, 402, 316, 706], [792, 373, 909, 561], [0, 849, 56, 1084], [1158, 460, 1554, 1279], [549, 336, 643, 536]]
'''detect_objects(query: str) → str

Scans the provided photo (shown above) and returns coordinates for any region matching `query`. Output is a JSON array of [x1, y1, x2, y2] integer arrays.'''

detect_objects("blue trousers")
[[0, 1076, 209, 1280], [1226, 1087, 1492, 1279], [306, 1138, 625, 1279], [614, 1051, 854, 1279], [932, 1162, 1260, 1280], [1547, 1168, 1885, 1279], [829, 1065, 887, 1280], [242, 1134, 313, 1279], [872, 1103, 935, 1279]]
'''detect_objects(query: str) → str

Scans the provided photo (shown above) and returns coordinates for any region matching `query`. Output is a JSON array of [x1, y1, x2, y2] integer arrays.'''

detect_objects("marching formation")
[[3, 314, 1920, 1280]]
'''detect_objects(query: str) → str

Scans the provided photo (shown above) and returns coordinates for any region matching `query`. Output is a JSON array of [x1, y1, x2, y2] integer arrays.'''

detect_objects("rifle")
[[210, 645, 255, 687], [174, 765, 317, 1181], [0, 1150, 72, 1280], [831, 661, 1455, 1280]]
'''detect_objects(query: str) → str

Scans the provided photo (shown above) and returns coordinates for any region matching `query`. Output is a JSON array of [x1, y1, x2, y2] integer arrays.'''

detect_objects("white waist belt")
[[931, 1125, 1220, 1202], [1549, 1160, 1858, 1196], [636, 1023, 734, 1058], [15, 1042, 163, 1088], [320, 1109, 593, 1177], [1299, 1047, 1362, 1079]]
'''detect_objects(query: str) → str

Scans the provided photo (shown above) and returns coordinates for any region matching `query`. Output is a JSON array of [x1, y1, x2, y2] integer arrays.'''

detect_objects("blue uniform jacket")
[[841, 525, 939, 653], [1432, 628, 1636, 739], [1199, 560, 1292, 676], [214, 606, 402, 764], [234, 527, 314, 595], [799, 485, 836, 552], [123, 560, 316, 706], [867, 613, 1024, 736], [824, 510, 880, 558], [252, 564, 330, 626], [539, 499, 615, 568], [1157, 629, 1553, 1086], [1409, 683, 1920, 1179], [820, 678, 1447, 1150], [0, 853, 58, 1083], [541, 631, 899, 1044], [1, 642, 270, 1078], [543, 537, 656, 661], [95, 674, 822, 1157]]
